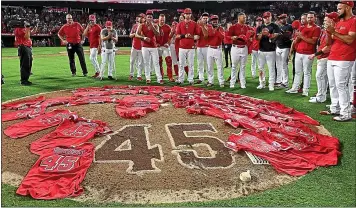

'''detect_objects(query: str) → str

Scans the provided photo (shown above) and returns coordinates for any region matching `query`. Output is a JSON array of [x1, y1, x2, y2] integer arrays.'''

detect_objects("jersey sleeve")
[[350, 17, 356, 33], [58, 25, 65, 37], [176, 22, 181, 35], [227, 25, 234, 37], [313, 26, 321, 38]]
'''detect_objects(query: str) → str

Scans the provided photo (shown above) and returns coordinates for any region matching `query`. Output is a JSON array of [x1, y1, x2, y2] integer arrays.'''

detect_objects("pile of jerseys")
[[2, 85, 341, 199]]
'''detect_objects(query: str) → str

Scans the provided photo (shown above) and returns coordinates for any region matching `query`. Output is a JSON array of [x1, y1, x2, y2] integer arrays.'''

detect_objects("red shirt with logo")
[[207, 25, 224, 47], [317, 30, 329, 59], [227, 23, 249, 46], [329, 16, 356, 61], [131, 23, 142, 50], [197, 25, 209, 47], [156, 24, 171, 46], [87, 24, 101, 48], [14, 28, 32, 47], [176, 20, 200, 49], [58, 22, 83, 44], [296, 23, 321, 54], [141, 23, 157, 48]]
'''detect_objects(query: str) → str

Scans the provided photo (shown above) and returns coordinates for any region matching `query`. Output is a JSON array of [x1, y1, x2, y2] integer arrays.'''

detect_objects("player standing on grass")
[[129, 13, 145, 81], [83, 14, 102, 78], [250, 17, 262, 79], [157, 14, 174, 82], [169, 21, 179, 78], [58, 14, 88, 77], [195, 12, 210, 84], [99, 21, 117, 80]]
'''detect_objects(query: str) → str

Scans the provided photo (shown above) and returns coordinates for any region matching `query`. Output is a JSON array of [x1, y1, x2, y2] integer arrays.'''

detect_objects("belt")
[[209, 45, 221, 49], [232, 44, 246, 48]]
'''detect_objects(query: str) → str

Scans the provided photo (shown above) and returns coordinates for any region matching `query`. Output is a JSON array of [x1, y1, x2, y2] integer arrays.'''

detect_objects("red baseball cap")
[[263, 12, 272, 18], [89, 14, 96, 21], [210, 15, 219, 20], [291, 20, 301, 30], [256, 17, 263, 21], [137, 13, 145, 18], [172, 21, 178, 26], [326, 12, 340, 22], [278, 14, 288, 19], [146, 10, 153, 15], [184, 8, 192, 14], [105, 21, 112, 27], [340, 1, 354, 7]]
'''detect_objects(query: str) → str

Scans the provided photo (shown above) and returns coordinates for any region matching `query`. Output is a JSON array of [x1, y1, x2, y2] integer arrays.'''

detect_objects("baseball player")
[[169, 21, 179, 77], [157, 14, 174, 82], [135, 10, 163, 84], [256, 11, 280, 91], [205, 15, 225, 87], [275, 14, 293, 88], [129, 13, 145, 81], [227, 12, 250, 89], [99, 21, 117, 80], [176, 8, 200, 85], [320, 1, 356, 122], [223, 22, 233, 69], [308, 12, 338, 103], [83, 14, 102, 78], [351, 61, 356, 118], [250, 17, 262, 79], [195, 12, 210, 84], [286, 11, 321, 96]]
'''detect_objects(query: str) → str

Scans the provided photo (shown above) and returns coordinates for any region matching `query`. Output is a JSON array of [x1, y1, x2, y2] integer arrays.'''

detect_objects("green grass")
[[1, 47, 355, 207]]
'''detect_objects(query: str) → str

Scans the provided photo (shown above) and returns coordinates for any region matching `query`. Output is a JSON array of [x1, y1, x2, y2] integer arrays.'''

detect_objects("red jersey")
[[38, 97, 71, 109], [2, 106, 45, 122], [251, 27, 259, 51], [157, 24, 171, 46], [2, 96, 45, 110], [116, 104, 159, 119], [30, 117, 111, 155], [4, 109, 77, 139], [197, 25, 209, 47], [328, 16, 356, 61], [131, 23, 142, 50], [87, 24, 101, 48], [176, 20, 200, 49], [14, 28, 32, 47], [227, 23, 249, 46], [141, 23, 157, 48], [296, 23, 321, 54], [68, 96, 114, 106], [317, 30, 329, 59], [16, 143, 94, 199], [223, 29, 233, 44], [58, 22, 84, 44], [117, 95, 160, 106], [207, 25, 224, 47]]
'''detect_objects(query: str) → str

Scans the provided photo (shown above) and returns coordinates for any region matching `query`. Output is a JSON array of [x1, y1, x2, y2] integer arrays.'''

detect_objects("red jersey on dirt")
[[87, 24, 102, 48], [14, 28, 32, 47], [58, 22, 84, 44], [176, 20, 200, 49], [2, 96, 45, 110], [2, 106, 45, 122], [296, 23, 321, 54], [131, 23, 142, 50], [141, 23, 157, 48]]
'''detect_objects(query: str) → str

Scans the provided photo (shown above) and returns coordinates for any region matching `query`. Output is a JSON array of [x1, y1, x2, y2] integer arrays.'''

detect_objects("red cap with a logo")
[[210, 15, 219, 20], [184, 8, 192, 14], [263, 12, 272, 18], [105, 21, 112, 27], [89, 15, 96, 21], [146, 10, 153, 15], [256, 17, 262, 21], [340, 1, 354, 7], [326, 12, 340, 22]]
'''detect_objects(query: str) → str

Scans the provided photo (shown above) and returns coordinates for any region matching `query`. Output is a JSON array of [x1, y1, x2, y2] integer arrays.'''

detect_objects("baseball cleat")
[[241, 85, 246, 89], [285, 89, 298, 94], [309, 97, 326, 103], [159, 80, 164, 85], [269, 85, 274, 91], [230, 85, 235, 89], [83, 73, 88, 77], [92, 72, 99, 78], [189, 81, 194, 86], [146, 80, 151, 84], [256, 85, 265, 89], [220, 84, 225, 88], [302, 91, 309, 97], [333, 116, 352, 122], [196, 80, 202, 84], [320, 110, 340, 116], [108, 76, 114, 80], [169, 78, 175, 82], [128, 75, 133, 80], [207, 83, 214, 87], [298, 88, 303, 93], [72, 73, 76, 77], [137, 77, 143, 81]]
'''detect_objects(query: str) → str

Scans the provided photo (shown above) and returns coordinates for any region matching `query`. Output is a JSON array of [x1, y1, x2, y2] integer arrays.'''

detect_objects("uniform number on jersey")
[[40, 155, 79, 172]]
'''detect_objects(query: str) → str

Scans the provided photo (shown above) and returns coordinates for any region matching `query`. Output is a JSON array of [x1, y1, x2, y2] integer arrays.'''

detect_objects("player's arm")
[[269, 24, 280, 39], [112, 30, 118, 43], [200, 25, 208, 39], [217, 26, 225, 39], [175, 23, 184, 40], [24, 27, 31, 40], [135, 23, 149, 41], [78, 23, 85, 42], [167, 26, 172, 45], [331, 31, 356, 45], [58, 26, 68, 44], [193, 22, 200, 40], [300, 27, 320, 44], [101, 30, 110, 41], [129, 26, 136, 38], [256, 26, 262, 41], [83, 24, 90, 37], [151, 23, 160, 36]]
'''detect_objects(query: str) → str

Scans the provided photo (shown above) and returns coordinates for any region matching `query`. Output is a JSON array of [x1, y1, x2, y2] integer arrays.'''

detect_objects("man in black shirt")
[[275, 14, 293, 88], [256, 11, 280, 91]]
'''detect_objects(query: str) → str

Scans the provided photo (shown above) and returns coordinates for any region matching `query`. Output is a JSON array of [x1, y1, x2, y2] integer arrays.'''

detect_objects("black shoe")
[[72, 73, 76, 77], [30, 72, 33, 75], [21, 81, 32, 86], [108, 76, 114, 80], [83, 73, 88, 77], [224, 66, 228, 68]]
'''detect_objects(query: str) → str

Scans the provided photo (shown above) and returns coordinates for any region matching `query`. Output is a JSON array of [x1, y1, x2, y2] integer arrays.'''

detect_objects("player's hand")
[[80, 40, 85, 45], [325, 20, 335, 34], [63, 40, 68, 45], [231, 36, 238, 41], [186, 33, 192, 38], [144, 37, 151, 42], [98, 46, 102, 55], [164, 43, 169, 48], [308, 54, 315, 60]]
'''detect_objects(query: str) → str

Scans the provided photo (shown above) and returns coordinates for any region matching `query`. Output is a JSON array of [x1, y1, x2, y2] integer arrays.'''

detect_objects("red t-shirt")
[[130, 23, 142, 50], [207, 25, 224, 47], [227, 23, 249, 46], [296, 23, 321, 54], [14, 28, 32, 47], [328, 16, 356, 61], [2, 96, 45, 110], [196, 25, 209, 47], [16, 143, 94, 199], [156, 24, 171, 46], [87, 24, 101, 48], [141, 23, 157, 48], [317, 30, 329, 59], [2, 106, 45, 122], [176, 20, 200, 49], [58, 22, 83, 44]]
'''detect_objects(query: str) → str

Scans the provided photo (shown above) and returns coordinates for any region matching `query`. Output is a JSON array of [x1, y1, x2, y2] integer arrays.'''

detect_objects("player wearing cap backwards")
[[203, 15, 225, 87], [195, 12, 210, 84], [135, 10, 163, 84], [320, 1, 356, 122], [156, 14, 174, 82], [307, 12, 339, 104], [129, 13, 145, 81], [256, 11, 280, 91], [169, 20, 179, 78], [99, 21, 118, 80], [226, 12, 251, 89], [286, 11, 321, 96], [275, 14, 293, 89], [175, 8, 200, 85], [83, 14, 102, 78]]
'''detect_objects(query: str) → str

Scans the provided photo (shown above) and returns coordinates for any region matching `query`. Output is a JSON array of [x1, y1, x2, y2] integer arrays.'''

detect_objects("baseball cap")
[[291, 20, 301, 30], [256, 17, 263, 21], [326, 12, 340, 22], [146, 10, 153, 15], [89, 14, 96, 21], [278, 14, 288, 19], [105, 21, 112, 27], [340, 1, 354, 7], [184, 8, 192, 14], [263, 12, 272, 18], [172, 21, 178, 26], [202, 12, 209, 17], [210, 15, 219, 20]]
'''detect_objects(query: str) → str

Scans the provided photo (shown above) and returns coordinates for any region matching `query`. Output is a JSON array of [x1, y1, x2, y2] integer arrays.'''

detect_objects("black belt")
[[209, 45, 221, 49], [232, 44, 246, 48]]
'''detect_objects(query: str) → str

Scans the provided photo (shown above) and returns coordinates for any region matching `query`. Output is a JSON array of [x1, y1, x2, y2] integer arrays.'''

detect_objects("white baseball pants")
[[230, 45, 248, 87], [258, 51, 276, 87], [90, 48, 100, 73], [276, 47, 290, 85], [100, 48, 115, 77], [129, 48, 143, 78], [327, 60, 354, 118], [291, 53, 313, 92], [158, 46, 171, 57], [197, 47, 208, 82], [207, 47, 224, 85], [250, 50, 258, 78], [170, 44, 178, 65], [315, 58, 328, 102], [349, 61, 356, 103], [178, 48, 195, 83], [142, 47, 162, 82]]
